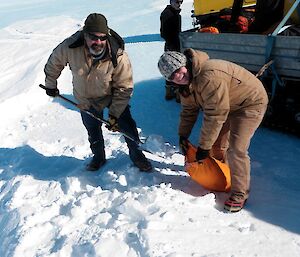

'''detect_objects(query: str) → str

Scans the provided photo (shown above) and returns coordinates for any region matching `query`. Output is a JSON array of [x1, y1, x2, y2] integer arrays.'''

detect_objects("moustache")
[[91, 43, 102, 48]]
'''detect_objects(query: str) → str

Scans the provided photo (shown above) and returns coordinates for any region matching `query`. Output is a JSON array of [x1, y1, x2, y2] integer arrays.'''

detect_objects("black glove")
[[106, 115, 119, 132], [179, 136, 189, 155], [46, 88, 59, 97], [196, 147, 210, 162]]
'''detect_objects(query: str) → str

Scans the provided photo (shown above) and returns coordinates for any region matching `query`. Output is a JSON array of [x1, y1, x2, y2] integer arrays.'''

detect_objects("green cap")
[[83, 13, 109, 34]]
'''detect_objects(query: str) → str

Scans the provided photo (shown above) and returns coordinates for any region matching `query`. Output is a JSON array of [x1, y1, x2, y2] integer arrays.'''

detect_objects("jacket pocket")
[[100, 75, 112, 95]]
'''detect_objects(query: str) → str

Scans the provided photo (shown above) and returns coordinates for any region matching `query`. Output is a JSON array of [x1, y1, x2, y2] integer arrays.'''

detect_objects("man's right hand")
[[179, 136, 189, 155], [46, 88, 59, 97]]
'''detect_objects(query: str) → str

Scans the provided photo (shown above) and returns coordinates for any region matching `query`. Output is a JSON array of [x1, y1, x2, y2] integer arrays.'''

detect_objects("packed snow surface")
[[0, 0, 300, 256]]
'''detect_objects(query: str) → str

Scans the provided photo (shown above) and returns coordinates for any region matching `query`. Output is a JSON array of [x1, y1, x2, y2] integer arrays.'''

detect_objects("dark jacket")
[[160, 5, 182, 51], [248, 0, 284, 33]]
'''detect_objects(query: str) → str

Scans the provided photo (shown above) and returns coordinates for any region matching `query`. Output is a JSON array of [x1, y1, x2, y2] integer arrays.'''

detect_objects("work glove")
[[106, 115, 119, 132], [46, 87, 59, 97], [196, 147, 210, 162], [179, 136, 189, 155]]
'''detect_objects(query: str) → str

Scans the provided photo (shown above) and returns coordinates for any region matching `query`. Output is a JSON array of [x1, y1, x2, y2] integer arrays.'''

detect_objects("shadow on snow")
[[1, 78, 300, 235]]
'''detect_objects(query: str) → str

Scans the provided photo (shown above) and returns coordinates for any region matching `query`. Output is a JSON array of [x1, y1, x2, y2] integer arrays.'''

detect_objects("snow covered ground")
[[0, 1, 300, 256]]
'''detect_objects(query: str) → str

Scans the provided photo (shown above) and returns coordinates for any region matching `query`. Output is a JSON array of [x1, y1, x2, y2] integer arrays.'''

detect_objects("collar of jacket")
[[183, 48, 210, 93], [167, 4, 181, 14], [68, 30, 124, 68], [184, 48, 209, 78]]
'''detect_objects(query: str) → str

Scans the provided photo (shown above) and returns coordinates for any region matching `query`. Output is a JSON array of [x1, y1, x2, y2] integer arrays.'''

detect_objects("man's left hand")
[[196, 147, 210, 162], [106, 115, 119, 132]]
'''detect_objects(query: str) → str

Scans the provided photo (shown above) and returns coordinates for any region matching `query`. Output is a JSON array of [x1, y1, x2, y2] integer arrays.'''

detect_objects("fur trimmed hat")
[[83, 13, 109, 34], [158, 51, 187, 80]]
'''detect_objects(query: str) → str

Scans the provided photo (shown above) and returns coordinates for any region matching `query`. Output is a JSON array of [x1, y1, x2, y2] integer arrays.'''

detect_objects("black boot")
[[86, 156, 106, 171], [86, 140, 106, 171], [129, 149, 152, 172]]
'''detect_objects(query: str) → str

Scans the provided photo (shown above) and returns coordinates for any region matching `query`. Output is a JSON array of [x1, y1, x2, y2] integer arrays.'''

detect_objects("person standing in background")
[[160, 0, 183, 101]]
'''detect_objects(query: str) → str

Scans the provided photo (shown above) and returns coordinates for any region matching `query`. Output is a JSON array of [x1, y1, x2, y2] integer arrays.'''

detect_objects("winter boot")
[[224, 192, 247, 213], [86, 140, 106, 171], [129, 149, 152, 172], [133, 158, 153, 172], [86, 156, 106, 171]]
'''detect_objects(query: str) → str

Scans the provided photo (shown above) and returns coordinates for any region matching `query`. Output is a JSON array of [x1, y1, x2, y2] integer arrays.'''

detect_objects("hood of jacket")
[[184, 48, 210, 79]]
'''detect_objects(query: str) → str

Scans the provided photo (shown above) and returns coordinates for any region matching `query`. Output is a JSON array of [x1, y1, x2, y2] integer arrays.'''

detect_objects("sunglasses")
[[87, 33, 108, 41], [176, 1, 183, 4]]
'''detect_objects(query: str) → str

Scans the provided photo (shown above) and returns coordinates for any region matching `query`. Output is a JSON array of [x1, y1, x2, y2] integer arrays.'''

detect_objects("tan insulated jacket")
[[44, 31, 133, 118], [179, 49, 268, 150]]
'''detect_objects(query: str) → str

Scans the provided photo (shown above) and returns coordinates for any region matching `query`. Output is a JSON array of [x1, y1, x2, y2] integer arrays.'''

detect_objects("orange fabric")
[[185, 142, 231, 192], [199, 26, 220, 34]]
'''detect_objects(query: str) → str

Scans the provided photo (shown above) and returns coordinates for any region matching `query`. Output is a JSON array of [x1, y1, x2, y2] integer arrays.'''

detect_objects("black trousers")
[[80, 105, 144, 162]]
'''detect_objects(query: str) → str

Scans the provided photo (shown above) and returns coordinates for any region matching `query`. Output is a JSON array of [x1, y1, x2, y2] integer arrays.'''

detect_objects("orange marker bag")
[[185, 142, 231, 192]]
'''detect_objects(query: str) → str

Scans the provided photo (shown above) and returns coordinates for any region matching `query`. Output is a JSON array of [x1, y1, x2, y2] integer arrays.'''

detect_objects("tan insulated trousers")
[[211, 103, 268, 198]]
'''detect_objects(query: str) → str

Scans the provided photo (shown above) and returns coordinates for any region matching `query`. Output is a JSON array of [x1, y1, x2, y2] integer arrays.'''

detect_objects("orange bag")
[[198, 26, 219, 34], [185, 142, 231, 192]]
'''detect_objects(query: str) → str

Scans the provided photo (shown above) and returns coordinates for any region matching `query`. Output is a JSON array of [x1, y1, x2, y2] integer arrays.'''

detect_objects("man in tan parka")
[[44, 13, 152, 172], [158, 49, 268, 212]]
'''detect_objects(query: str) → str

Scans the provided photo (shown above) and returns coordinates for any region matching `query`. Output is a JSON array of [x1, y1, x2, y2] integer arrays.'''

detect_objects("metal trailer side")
[[180, 32, 300, 80], [179, 0, 300, 132], [180, 0, 300, 84]]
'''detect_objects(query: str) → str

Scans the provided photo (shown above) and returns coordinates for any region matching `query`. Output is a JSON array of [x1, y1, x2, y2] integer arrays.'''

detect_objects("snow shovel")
[[39, 84, 144, 145], [39, 84, 175, 159]]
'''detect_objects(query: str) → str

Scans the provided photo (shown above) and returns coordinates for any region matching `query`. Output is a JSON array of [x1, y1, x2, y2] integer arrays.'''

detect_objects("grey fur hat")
[[158, 51, 187, 80]]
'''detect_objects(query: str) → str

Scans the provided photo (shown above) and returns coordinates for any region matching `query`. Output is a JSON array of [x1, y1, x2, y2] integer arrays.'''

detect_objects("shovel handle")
[[39, 84, 143, 145], [39, 84, 80, 107]]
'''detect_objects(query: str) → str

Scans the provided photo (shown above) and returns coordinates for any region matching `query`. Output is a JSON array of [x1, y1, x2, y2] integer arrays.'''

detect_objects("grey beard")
[[88, 46, 105, 57]]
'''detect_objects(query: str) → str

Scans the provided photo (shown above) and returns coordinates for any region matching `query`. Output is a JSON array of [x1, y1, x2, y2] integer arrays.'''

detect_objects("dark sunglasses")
[[87, 33, 108, 41], [176, 1, 183, 4]]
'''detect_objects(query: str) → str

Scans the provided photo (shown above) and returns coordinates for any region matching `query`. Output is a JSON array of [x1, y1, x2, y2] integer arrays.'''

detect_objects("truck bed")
[[180, 31, 300, 80]]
